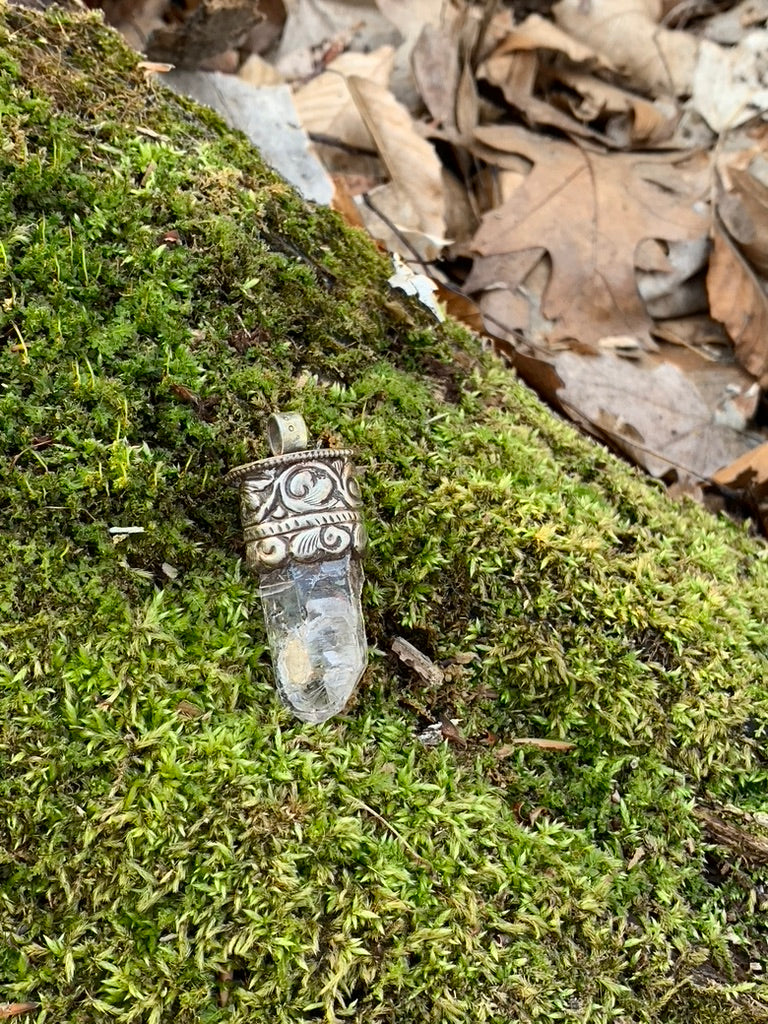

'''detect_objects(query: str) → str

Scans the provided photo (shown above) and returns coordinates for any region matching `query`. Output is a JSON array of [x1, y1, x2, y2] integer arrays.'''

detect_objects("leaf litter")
[[95, 0, 768, 531]]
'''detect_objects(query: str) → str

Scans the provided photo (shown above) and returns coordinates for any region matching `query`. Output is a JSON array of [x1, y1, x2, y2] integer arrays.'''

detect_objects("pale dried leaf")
[[275, 0, 394, 75], [374, 0, 447, 42], [626, 847, 645, 869], [553, 0, 698, 96], [493, 12, 610, 66], [293, 47, 394, 150], [708, 220, 768, 381], [347, 75, 447, 248], [455, 59, 479, 138], [238, 53, 284, 87], [471, 167, 527, 215], [693, 34, 768, 132], [480, 50, 537, 103], [0, 1006, 40, 1021], [598, 335, 642, 355], [495, 738, 576, 755], [137, 60, 174, 74], [471, 125, 708, 345], [411, 22, 460, 127]]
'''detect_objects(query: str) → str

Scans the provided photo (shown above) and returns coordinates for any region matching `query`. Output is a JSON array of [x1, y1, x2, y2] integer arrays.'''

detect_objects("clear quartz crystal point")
[[225, 414, 368, 723]]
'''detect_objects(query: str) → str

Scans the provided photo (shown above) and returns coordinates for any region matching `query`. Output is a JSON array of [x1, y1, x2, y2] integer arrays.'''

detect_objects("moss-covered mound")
[[1, 6, 767, 1022]]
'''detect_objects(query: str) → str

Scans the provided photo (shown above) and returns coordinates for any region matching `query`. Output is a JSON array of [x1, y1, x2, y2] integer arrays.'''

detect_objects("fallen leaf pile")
[[98, 0, 768, 532]]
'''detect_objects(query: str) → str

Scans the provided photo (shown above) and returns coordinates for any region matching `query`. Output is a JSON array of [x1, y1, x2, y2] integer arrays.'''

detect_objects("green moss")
[[0, 5, 766, 1023]]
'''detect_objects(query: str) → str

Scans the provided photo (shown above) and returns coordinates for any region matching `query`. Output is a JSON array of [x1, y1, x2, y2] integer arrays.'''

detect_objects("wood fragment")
[[176, 700, 202, 719], [391, 637, 444, 685], [694, 807, 768, 864]]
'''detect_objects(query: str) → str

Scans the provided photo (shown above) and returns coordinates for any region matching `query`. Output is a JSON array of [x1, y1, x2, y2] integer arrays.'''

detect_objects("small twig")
[[349, 798, 431, 869], [361, 194, 427, 269], [308, 132, 377, 158]]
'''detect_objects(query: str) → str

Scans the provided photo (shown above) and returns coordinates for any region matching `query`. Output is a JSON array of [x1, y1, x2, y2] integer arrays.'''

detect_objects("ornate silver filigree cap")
[[226, 414, 368, 723]]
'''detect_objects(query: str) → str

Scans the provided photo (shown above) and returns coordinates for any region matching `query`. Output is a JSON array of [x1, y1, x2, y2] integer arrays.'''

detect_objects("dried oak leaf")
[[470, 125, 708, 345], [708, 217, 768, 382]]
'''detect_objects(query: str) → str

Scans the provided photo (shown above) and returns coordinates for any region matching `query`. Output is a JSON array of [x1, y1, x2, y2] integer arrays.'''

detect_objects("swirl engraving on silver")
[[228, 450, 367, 571]]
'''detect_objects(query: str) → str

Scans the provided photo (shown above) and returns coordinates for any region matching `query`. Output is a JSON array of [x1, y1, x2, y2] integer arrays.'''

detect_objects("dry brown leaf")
[[411, 22, 461, 128], [479, 52, 612, 145], [473, 253, 553, 344], [440, 714, 467, 747], [441, 168, 478, 244], [347, 75, 447, 258], [492, 12, 610, 66], [359, 183, 444, 260], [713, 442, 768, 500], [718, 166, 768, 276], [470, 125, 708, 345], [553, 0, 698, 97], [708, 219, 768, 382], [293, 47, 394, 151], [331, 175, 367, 229], [495, 738, 576, 755], [176, 699, 203, 719], [552, 70, 678, 147], [433, 283, 485, 333], [652, 315, 730, 350], [553, 350, 759, 482], [455, 59, 479, 138], [704, 0, 768, 45], [626, 847, 645, 869], [0, 1006, 40, 1021]]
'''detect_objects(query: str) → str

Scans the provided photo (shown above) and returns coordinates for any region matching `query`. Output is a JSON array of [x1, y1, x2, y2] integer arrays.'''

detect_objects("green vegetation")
[[0, 5, 766, 1021]]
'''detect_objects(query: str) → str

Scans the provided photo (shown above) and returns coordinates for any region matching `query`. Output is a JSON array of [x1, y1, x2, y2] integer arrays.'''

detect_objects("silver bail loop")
[[266, 412, 309, 455]]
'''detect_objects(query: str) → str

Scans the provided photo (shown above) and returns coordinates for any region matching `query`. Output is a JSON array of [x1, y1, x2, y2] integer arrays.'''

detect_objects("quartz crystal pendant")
[[225, 414, 368, 723]]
